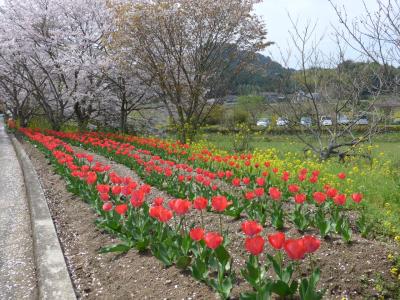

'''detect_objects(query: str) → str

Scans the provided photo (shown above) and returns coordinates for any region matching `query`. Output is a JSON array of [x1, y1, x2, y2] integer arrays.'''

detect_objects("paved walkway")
[[0, 117, 37, 299]]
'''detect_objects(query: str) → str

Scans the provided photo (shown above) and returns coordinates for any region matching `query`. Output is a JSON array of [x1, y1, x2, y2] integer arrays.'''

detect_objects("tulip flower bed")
[[19, 128, 400, 299], [20, 128, 328, 299], [46, 130, 367, 243]]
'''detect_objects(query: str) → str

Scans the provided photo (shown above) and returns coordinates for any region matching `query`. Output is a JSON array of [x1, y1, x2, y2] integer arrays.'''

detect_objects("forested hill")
[[227, 52, 293, 94]]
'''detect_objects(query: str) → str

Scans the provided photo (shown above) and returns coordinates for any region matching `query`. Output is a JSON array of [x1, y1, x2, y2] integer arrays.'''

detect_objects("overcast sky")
[[255, 0, 379, 67]]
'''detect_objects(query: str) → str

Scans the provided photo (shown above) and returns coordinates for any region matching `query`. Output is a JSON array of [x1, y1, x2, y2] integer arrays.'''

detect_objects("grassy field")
[[197, 131, 400, 238], [199, 132, 400, 163]]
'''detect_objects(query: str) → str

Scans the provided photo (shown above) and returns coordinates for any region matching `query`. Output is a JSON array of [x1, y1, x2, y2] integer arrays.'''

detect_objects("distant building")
[[296, 90, 321, 102]]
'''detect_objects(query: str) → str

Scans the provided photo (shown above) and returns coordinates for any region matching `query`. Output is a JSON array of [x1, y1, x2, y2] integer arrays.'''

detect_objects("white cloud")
[[255, 0, 379, 67]]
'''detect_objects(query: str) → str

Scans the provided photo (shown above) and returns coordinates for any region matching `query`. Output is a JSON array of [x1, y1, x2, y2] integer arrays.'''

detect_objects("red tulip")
[[212, 195, 230, 212], [309, 176, 318, 183], [294, 193, 306, 204], [102, 202, 113, 212], [312, 170, 320, 177], [338, 172, 346, 180], [245, 236, 265, 256], [264, 161, 271, 167], [140, 184, 151, 194], [190, 228, 205, 241], [194, 197, 208, 210], [217, 171, 225, 178], [96, 184, 110, 194], [334, 194, 346, 206], [281, 171, 290, 182], [241, 220, 263, 236], [284, 239, 306, 260], [158, 208, 173, 222], [100, 193, 110, 201], [288, 184, 300, 194], [268, 232, 286, 249], [86, 172, 97, 185], [111, 185, 122, 195], [242, 177, 251, 185], [115, 204, 128, 215], [351, 193, 363, 203], [302, 235, 320, 253], [269, 187, 281, 200], [245, 191, 256, 201], [110, 174, 122, 184], [300, 168, 308, 175], [313, 192, 326, 204], [254, 187, 264, 197], [172, 199, 191, 215], [130, 190, 145, 208], [326, 188, 338, 198], [149, 206, 161, 219], [256, 177, 265, 186], [232, 178, 241, 187], [204, 232, 223, 249], [153, 197, 164, 206]]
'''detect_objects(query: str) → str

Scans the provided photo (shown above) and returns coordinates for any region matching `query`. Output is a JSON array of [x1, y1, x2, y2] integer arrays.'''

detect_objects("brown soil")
[[20, 138, 399, 299]]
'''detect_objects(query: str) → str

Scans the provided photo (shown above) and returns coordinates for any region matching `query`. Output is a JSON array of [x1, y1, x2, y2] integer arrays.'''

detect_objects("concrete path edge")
[[10, 135, 76, 300]]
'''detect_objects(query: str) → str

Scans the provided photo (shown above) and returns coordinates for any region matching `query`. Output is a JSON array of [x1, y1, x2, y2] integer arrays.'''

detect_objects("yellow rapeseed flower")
[[390, 267, 398, 275]]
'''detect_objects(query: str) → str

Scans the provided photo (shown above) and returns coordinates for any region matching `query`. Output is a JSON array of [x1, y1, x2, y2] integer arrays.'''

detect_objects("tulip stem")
[[200, 209, 204, 229], [309, 254, 315, 272], [219, 214, 223, 235]]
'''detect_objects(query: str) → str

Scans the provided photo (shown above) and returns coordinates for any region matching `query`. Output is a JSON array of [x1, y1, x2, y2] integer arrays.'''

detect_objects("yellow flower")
[[387, 253, 394, 261], [390, 267, 398, 275], [395, 236, 400, 243]]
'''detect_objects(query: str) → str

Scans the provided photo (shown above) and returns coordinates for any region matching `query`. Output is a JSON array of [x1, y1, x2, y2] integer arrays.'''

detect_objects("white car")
[[256, 118, 270, 127], [320, 116, 332, 126], [337, 115, 350, 125], [355, 116, 368, 125], [276, 117, 289, 126], [300, 117, 312, 127]]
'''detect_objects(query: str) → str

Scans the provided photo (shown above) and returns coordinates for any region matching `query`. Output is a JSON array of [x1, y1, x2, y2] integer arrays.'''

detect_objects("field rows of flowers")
[[19, 127, 336, 299], [20, 127, 400, 298], [45, 130, 368, 242]]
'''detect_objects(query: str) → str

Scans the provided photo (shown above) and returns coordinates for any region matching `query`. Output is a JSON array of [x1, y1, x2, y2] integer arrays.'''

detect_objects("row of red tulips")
[[44, 129, 369, 241], [21, 128, 324, 299]]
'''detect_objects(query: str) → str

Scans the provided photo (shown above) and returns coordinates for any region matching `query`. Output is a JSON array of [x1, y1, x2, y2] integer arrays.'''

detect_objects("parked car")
[[337, 114, 350, 125], [355, 115, 368, 125], [320, 116, 332, 126], [256, 118, 270, 127], [392, 118, 400, 125], [300, 116, 312, 127], [276, 117, 289, 126]]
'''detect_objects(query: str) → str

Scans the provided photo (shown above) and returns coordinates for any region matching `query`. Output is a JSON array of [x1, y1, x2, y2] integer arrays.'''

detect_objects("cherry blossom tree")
[[0, 0, 114, 130]]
